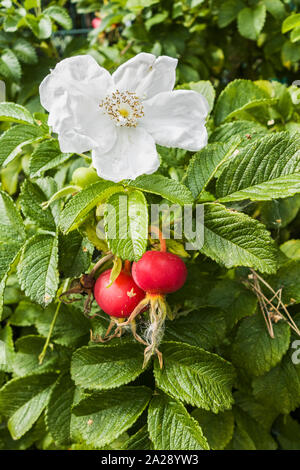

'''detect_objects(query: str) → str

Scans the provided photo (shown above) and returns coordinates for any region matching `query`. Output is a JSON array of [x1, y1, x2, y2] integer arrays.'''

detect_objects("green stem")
[[38, 279, 69, 364], [36, 0, 42, 16]]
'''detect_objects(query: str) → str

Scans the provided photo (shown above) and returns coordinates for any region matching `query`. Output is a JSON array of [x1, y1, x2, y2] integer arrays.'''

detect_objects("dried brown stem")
[[246, 269, 300, 338]]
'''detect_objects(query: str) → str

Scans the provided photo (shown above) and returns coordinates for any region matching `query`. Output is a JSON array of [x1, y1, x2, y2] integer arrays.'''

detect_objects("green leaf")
[[273, 415, 300, 450], [107, 256, 122, 287], [267, 260, 300, 304], [29, 139, 72, 177], [25, 13, 52, 39], [0, 243, 23, 320], [0, 373, 57, 439], [17, 234, 59, 307], [12, 39, 37, 64], [1, 156, 21, 195], [71, 386, 152, 448], [0, 425, 39, 450], [43, 6, 72, 29], [154, 341, 235, 412], [105, 190, 148, 262], [41, 185, 80, 210], [0, 324, 14, 373], [179, 80, 215, 112], [261, 196, 300, 229], [252, 351, 300, 414], [46, 373, 75, 446], [234, 391, 278, 431], [9, 300, 42, 326], [218, 0, 245, 28], [0, 190, 25, 243], [214, 79, 274, 126], [209, 120, 267, 144], [3, 12, 22, 32], [0, 190, 24, 317], [231, 314, 290, 376], [58, 231, 93, 278], [205, 279, 257, 329], [0, 124, 44, 168], [0, 50, 21, 82], [192, 409, 234, 450], [71, 343, 145, 390], [20, 178, 59, 231], [282, 40, 300, 64], [24, 0, 39, 8], [122, 426, 153, 450], [35, 303, 90, 348], [291, 26, 300, 43], [280, 240, 300, 260], [282, 13, 300, 33], [0, 102, 34, 124], [216, 133, 300, 202], [201, 203, 277, 274], [232, 406, 277, 450], [186, 142, 236, 199], [126, 174, 194, 204], [237, 4, 266, 40], [148, 391, 209, 450], [271, 81, 294, 121], [190, 81, 215, 111], [145, 11, 168, 30], [164, 308, 227, 351], [12, 335, 62, 377], [263, 0, 285, 20], [59, 181, 122, 234], [36, 14, 52, 39]]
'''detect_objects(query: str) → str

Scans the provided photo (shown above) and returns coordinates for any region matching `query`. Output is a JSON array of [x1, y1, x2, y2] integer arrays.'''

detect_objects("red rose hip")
[[94, 269, 145, 318], [132, 251, 187, 295], [92, 17, 102, 28]]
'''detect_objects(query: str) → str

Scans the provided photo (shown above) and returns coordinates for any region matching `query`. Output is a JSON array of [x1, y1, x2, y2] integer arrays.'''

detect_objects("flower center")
[[99, 90, 144, 127]]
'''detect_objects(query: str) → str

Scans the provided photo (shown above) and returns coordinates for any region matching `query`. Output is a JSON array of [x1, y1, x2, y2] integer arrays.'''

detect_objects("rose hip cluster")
[[93, 250, 187, 367]]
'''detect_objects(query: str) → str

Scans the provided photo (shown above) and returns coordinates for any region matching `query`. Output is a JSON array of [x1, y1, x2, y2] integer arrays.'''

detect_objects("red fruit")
[[132, 251, 187, 295], [94, 269, 145, 318], [92, 17, 102, 29]]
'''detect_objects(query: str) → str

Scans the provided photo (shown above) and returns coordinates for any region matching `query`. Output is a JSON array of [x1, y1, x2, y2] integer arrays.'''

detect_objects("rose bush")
[[0, 0, 300, 452]]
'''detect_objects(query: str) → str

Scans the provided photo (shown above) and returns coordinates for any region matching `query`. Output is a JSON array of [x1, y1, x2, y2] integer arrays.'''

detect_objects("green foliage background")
[[0, 0, 300, 451]]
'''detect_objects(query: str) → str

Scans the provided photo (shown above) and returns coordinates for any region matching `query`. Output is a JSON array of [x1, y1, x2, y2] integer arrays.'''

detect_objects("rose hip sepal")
[[116, 251, 187, 368]]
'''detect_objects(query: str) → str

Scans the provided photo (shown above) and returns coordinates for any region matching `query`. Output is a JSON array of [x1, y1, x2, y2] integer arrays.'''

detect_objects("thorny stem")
[[39, 279, 69, 364], [246, 270, 300, 337]]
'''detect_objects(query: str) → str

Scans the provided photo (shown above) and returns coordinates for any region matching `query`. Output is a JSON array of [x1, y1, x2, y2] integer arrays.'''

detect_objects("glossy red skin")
[[132, 251, 187, 294], [94, 269, 146, 318]]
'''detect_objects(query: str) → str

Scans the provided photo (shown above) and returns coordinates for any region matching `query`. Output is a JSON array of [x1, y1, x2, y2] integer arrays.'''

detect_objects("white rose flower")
[[39, 53, 209, 183]]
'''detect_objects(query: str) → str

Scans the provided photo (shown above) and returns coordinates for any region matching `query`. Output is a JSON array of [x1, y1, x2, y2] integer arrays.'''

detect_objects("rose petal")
[[91, 127, 160, 182], [39, 55, 116, 153], [112, 53, 177, 100], [39, 55, 113, 109], [141, 90, 209, 151]]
